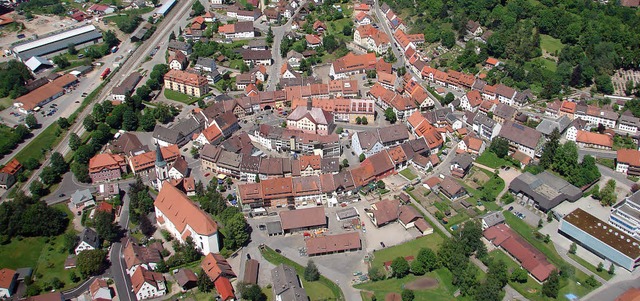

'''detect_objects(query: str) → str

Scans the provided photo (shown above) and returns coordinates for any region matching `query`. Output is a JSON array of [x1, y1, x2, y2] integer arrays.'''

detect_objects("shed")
[[266, 221, 283, 236], [174, 269, 198, 291]]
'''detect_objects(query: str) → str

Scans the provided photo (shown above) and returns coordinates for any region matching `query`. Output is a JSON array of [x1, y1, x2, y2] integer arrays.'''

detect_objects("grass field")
[[163, 89, 197, 105], [260, 246, 344, 300], [475, 151, 516, 169], [595, 158, 615, 170], [0, 237, 47, 270], [14, 123, 64, 164], [399, 168, 418, 181], [540, 34, 564, 55], [0, 96, 12, 110], [356, 269, 473, 301], [531, 57, 557, 72], [568, 253, 612, 281], [371, 235, 444, 268], [486, 250, 545, 300]]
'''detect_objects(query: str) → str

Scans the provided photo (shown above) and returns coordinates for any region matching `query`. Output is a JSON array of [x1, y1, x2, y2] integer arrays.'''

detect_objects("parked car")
[[59, 193, 65, 197]]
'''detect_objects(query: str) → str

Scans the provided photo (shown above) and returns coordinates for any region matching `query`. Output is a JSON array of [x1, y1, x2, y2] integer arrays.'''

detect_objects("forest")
[[385, 0, 640, 99]]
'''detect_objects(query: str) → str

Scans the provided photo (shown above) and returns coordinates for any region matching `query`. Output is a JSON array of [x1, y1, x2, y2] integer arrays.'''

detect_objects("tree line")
[[0, 192, 68, 244]]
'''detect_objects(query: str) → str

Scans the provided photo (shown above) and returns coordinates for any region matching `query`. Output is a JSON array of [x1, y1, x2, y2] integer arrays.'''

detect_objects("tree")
[[197, 269, 214, 292], [342, 25, 352, 36], [377, 180, 385, 189], [597, 262, 604, 272], [540, 128, 560, 169], [304, 260, 320, 281], [139, 214, 156, 237], [440, 31, 456, 48], [538, 219, 543, 228], [139, 112, 156, 131], [266, 26, 274, 45], [356, 116, 362, 124], [77, 249, 108, 277], [29, 180, 47, 198], [417, 248, 438, 272], [67, 43, 78, 55], [569, 242, 577, 254], [49, 277, 64, 289], [584, 275, 599, 288], [323, 35, 339, 53], [489, 137, 509, 158], [62, 232, 78, 254], [94, 210, 119, 243], [488, 259, 508, 288], [136, 85, 152, 101], [510, 268, 528, 283], [368, 266, 386, 281], [192, 0, 205, 15], [542, 270, 560, 298], [122, 107, 138, 131], [83, 115, 97, 132], [336, 127, 343, 134], [401, 289, 414, 301], [53, 55, 70, 69], [40, 166, 60, 185], [391, 256, 410, 278], [410, 258, 426, 275], [599, 179, 617, 206], [69, 133, 81, 151], [223, 213, 250, 250], [342, 159, 349, 168], [25, 114, 37, 129], [57, 117, 70, 129], [384, 108, 397, 123], [362, 117, 368, 125], [544, 234, 551, 243], [103, 30, 119, 48], [547, 211, 554, 222], [359, 153, 365, 162], [443, 92, 455, 105], [608, 263, 615, 275], [50, 152, 68, 174], [595, 75, 614, 94], [237, 282, 267, 301]]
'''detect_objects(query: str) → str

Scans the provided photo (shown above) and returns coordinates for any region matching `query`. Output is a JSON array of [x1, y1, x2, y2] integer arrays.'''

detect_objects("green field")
[[356, 269, 473, 301], [371, 235, 444, 268], [540, 34, 564, 55], [567, 253, 612, 281], [163, 89, 198, 104], [531, 57, 557, 72], [14, 123, 64, 164], [0, 97, 12, 110], [0, 237, 47, 270], [399, 168, 418, 181], [475, 151, 516, 169], [260, 246, 344, 300]]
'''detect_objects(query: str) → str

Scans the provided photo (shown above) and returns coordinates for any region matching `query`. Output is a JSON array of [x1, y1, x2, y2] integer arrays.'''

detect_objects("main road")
[[21, 0, 197, 196]]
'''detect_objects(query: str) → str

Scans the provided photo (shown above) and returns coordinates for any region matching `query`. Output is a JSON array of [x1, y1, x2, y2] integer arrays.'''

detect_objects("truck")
[[100, 68, 111, 80]]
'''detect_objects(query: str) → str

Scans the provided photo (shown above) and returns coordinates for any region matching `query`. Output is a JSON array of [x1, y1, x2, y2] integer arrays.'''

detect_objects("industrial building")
[[11, 25, 103, 62], [559, 208, 640, 271], [508, 171, 582, 212]]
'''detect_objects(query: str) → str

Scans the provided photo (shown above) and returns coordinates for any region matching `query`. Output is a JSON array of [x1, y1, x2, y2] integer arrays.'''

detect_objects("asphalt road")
[[20, 0, 196, 196], [110, 190, 136, 301]]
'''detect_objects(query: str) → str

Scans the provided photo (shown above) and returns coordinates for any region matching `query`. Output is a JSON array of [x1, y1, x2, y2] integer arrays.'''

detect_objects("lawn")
[[229, 59, 245, 70], [13, 123, 64, 164], [262, 286, 274, 301], [260, 246, 344, 300], [474, 151, 515, 169], [540, 34, 564, 55], [595, 158, 615, 170], [531, 57, 557, 72], [163, 89, 198, 105], [371, 235, 444, 268], [0, 96, 12, 110], [567, 253, 612, 281], [355, 269, 472, 301], [399, 168, 418, 181], [0, 237, 46, 270], [486, 250, 545, 301]]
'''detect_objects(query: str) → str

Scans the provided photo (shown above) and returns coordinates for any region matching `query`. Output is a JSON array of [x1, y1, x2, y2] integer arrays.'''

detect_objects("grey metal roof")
[[79, 227, 100, 249], [266, 221, 283, 235], [71, 189, 93, 206], [271, 264, 307, 300], [15, 29, 103, 61], [535, 115, 572, 136], [498, 121, 542, 149], [481, 211, 505, 228], [152, 125, 183, 144], [509, 171, 582, 211]]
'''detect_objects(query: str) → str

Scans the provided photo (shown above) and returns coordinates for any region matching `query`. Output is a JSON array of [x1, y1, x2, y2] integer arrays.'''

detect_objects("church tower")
[[154, 143, 168, 189]]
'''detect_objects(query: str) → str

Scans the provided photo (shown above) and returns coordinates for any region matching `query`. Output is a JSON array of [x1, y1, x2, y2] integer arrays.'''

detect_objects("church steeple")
[[155, 143, 167, 167]]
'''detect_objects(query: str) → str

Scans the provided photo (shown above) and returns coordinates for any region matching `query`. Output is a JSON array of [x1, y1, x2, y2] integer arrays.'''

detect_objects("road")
[[372, 0, 444, 110], [63, 276, 97, 299], [110, 189, 136, 301], [20, 0, 196, 196], [578, 148, 617, 160], [263, 2, 305, 91], [584, 274, 640, 301]]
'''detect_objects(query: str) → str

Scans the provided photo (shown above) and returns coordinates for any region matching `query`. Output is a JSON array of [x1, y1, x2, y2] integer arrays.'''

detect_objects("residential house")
[[618, 111, 640, 134], [174, 269, 198, 291], [609, 190, 640, 239], [0, 159, 21, 189], [286, 106, 334, 135], [439, 176, 466, 200], [481, 211, 505, 230], [168, 40, 192, 55], [351, 124, 409, 157], [458, 133, 485, 155], [466, 20, 482, 36], [271, 264, 308, 301], [75, 228, 100, 255], [354, 11, 372, 25], [492, 103, 517, 124], [131, 267, 166, 300], [460, 90, 483, 112], [329, 52, 377, 79], [574, 130, 613, 150], [168, 51, 188, 70], [564, 118, 588, 142], [0, 269, 16, 299], [194, 57, 222, 83], [89, 279, 112, 301], [471, 113, 501, 140], [353, 25, 390, 54], [89, 153, 127, 183], [71, 189, 95, 209], [111, 72, 142, 101], [367, 199, 400, 227], [575, 104, 619, 128], [218, 21, 255, 39], [616, 149, 640, 176], [497, 121, 542, 159], [241, 49, 272, 66], [305, 34, 322, 48], [164, 69, 209, 97], [123, 240, 163, 276], [450, 153, 474, 178]]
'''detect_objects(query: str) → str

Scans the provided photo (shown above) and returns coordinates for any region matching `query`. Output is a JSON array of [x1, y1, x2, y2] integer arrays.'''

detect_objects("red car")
[[204, 173, 210, 177]]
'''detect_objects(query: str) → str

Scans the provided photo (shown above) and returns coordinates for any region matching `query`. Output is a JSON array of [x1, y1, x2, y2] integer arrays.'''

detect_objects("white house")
[[154, 183, 220, 254], [0, 269, 16, 299], [351, 130, 383, 157], [131, 267, 166, 300], [75, 228, 100, 255], [168, 156, 189, 179]]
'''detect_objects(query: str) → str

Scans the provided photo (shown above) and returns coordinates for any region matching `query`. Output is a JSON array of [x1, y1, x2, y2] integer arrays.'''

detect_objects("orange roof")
[[463, 135, 484, 152], [332, 52, 377, 74], [355, 11, 369, 21], [377, 72, 396, 86], [201, 124, 222, 143], [96, 202, 114, 214], [617, 148, 640, 166], [616, 288, 640, 301], [299, 154, 321, 170], [218, 24, 234, 33], [466, 90, 482, 107], [201, 253, 237, 281], [131, 267, 164, 294], [89, 153, 126, 173], [89, 278, 109, 297], [261, 177, 293, 198], [354, 3, 370, 10], [407, 111, 426, 129], [560, 100, 577, 114], [0, 158, 22, 175], [485, 57, 499, 66], [154, 183, 218, 236], [214, 277, 235, 300], [129, 144, 180, 172], [305, 34, 322, 45], [164, 69, 207, 87], [576, 131, 613, 148], [0, 268, 15, 289]]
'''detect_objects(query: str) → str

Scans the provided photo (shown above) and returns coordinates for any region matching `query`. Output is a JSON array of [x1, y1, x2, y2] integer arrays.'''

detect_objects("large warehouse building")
[[11, 25, 103, 62], [508, 171, 582, 212]]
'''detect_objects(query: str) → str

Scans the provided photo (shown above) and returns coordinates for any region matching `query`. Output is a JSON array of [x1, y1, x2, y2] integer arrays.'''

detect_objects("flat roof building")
[[559, 208, 640, 271], [610, 191, 640, 239], [11, 25, 103, 61]]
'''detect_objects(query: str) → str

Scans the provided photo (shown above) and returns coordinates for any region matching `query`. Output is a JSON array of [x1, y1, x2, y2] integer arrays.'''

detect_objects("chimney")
[[307, 98, 312, 110]]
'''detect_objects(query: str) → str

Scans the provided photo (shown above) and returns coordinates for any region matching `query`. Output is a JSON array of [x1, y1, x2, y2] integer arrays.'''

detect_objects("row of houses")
[[237, 136, 440, 209], [546, 99, 640, 133], [249, 123, 341, 157]]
